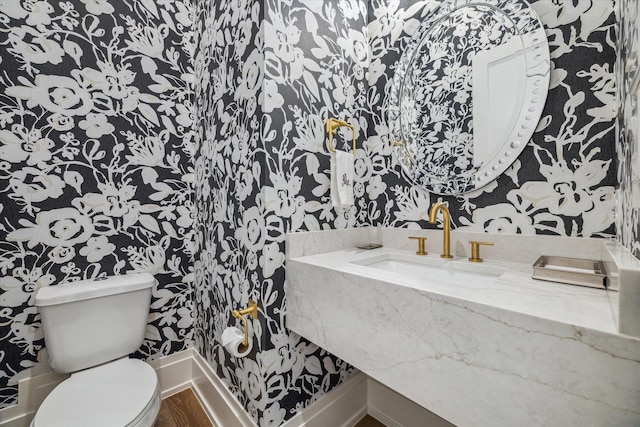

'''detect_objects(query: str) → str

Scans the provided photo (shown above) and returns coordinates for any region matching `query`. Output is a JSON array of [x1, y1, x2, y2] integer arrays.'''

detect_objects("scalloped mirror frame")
[[388, 0, 550, 195]]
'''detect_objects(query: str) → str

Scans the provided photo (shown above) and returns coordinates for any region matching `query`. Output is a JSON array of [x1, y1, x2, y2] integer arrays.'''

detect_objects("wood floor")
[[154, 388, 387, 427], [355, 415, 387, 427], [155, 388, 213, 427]]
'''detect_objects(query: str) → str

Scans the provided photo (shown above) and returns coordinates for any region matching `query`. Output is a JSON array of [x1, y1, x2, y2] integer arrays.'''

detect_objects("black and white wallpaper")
[[0, 0, 623, 425], [0, 1, 195, 407], [193, 0, 618, 425], [367, 0, 617, 235], [192, 1, 361, 424]]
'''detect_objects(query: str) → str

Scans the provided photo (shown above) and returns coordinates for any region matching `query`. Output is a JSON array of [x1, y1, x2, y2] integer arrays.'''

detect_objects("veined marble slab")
[[285, 228, 640, 427]]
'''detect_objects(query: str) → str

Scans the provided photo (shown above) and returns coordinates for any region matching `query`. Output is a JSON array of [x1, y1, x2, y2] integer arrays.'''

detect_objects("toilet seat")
[[31, 358, 160, 427]]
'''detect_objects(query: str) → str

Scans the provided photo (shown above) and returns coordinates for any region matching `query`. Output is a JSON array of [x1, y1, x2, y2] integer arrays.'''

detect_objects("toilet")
[[32, 273, 161, 427]]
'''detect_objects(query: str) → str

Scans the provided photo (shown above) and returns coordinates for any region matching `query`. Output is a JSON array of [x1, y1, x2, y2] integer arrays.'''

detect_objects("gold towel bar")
[[326, 117, 356, 155]]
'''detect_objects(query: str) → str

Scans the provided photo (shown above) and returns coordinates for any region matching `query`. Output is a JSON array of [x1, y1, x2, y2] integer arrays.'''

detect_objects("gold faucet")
[[428, 202, 453, 258]]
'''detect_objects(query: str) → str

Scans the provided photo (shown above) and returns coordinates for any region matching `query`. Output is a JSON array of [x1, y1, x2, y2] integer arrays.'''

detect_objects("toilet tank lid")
[[35, 273, 156, 306]]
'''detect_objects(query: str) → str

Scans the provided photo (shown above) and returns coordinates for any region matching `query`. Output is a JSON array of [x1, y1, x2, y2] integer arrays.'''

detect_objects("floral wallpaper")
[[366, 0, 617, 236], [0, 0, 622, 425], [194, 0, 618, 426], [192, 1, 360, 425], [0, 0, 195, 408]]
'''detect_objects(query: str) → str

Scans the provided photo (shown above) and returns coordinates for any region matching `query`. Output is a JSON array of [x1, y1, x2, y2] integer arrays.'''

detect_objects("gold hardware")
[[468, 241, 494, 263], [327, 117, 356, 155], [232, 300, 258, 351], [428, 202, 453, 259], [392, 140, 404, 147], [408, 236, 428, 255]]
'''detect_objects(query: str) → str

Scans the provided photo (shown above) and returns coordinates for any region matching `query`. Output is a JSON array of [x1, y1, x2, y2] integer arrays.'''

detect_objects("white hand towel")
[[331, 151, 354, 208]]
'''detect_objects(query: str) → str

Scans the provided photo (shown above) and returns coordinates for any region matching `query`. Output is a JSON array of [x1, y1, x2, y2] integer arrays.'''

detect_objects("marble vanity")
[[285, 228, 640, 427]]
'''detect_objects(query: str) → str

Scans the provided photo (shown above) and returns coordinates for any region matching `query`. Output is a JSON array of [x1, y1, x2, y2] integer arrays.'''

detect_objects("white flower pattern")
[[0, 0, 622, 425], [0, 0, 194, 407], [196, 0, 615, 424]]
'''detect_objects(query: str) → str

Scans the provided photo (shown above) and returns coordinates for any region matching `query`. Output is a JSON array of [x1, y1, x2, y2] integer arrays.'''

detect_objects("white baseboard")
[[188, 349, 255, 427], [367, 379, 454, 427], [280, 373, 451, 427], [0, 371, 69, 427], [281, 373, 368, 427], [126, 349, 256, 427], [0, 348, 253, 427], [0, 350, 452, 427]]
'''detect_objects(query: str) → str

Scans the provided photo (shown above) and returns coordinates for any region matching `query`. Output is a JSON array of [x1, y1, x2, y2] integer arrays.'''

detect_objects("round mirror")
[[389, 0, 550, 195]]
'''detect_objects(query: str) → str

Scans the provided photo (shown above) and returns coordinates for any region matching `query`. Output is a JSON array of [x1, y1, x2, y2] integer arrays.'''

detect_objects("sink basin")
[[350, 252, 508, 283], [351, 253, 445, 272]]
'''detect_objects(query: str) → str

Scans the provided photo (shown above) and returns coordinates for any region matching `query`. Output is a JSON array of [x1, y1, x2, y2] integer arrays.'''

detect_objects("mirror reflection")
[[389, 0, 550, 195]]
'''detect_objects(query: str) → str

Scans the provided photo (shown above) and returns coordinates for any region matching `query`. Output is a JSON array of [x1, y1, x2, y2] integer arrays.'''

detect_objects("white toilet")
[[32, 273, 161, 427]]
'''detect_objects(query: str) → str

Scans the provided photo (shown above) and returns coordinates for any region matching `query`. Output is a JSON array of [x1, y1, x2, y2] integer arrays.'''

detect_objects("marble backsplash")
[[287, 226, 608, 266]]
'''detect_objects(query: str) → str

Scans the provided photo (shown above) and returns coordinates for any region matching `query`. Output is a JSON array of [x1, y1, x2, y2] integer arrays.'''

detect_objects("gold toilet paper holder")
[[232, 300, 258, 349]]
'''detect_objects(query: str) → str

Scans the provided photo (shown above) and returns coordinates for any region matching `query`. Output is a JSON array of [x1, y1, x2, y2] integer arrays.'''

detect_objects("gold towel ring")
[[326, 118, 356, 155]]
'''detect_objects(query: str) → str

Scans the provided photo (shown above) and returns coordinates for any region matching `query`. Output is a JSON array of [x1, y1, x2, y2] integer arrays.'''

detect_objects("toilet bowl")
[[30, 359, 160, 427], [32, 273, 160, 427]]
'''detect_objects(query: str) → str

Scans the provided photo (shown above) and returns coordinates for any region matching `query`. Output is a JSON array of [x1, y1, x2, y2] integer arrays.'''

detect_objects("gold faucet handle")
[[468, 241, 494, 263], [409, 236, 428, 255]]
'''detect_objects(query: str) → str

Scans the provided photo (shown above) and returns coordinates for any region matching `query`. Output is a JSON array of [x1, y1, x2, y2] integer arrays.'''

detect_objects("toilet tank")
[[35, 273, 156, 374]]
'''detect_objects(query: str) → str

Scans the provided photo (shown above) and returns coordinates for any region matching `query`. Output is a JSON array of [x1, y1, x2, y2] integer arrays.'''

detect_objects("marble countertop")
[[294, 246, 617, 335], [285, 228, 640, 427]]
